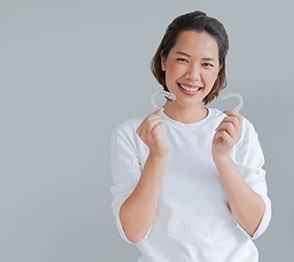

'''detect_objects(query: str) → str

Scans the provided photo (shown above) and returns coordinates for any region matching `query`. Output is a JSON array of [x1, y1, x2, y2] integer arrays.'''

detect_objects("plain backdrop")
[[0, 0, 293, 261]]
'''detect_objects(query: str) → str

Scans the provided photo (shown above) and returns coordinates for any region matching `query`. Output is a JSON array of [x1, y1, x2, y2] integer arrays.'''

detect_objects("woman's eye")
[[203, 63, 214, 68], [176, 58, 188, 63]]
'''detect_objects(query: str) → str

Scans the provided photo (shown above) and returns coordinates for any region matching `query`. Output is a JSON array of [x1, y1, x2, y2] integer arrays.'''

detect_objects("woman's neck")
[[163, 101, 208, 124]]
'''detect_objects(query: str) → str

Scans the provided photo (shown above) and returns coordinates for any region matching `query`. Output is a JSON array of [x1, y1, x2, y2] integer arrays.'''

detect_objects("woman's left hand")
[[212, 111, 243, 158]]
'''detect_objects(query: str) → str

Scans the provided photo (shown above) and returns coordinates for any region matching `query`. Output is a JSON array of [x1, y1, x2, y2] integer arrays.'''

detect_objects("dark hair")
[[150, 11, 229, 105]]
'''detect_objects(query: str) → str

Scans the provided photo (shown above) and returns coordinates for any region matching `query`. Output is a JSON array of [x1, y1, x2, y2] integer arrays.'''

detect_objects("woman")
[[110, 11, 271, 262]]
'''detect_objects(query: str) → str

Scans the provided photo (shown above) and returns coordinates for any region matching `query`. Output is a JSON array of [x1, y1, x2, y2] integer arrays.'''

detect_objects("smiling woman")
[[159, 30, 221, 112], [151, 11, 228, 107], [110, 10, 271, 262]]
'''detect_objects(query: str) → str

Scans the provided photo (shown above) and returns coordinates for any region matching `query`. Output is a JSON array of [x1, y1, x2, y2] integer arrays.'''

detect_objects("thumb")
[[155, 107, 164, 115]]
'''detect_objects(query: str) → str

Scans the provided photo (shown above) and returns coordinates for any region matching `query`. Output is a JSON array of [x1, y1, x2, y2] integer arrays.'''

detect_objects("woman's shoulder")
[[111, 114, 146, 139]]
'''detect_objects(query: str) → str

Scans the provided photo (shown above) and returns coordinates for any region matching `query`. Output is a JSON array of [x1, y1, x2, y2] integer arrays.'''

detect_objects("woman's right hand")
[[136, 108, 170, 157]]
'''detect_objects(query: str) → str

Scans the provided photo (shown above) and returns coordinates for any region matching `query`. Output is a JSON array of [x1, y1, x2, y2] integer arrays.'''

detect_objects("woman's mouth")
[[177, 83, 202, 96]]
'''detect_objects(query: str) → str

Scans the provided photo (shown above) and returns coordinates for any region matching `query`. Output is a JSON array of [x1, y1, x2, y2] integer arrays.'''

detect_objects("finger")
[[145, 114, 163, 126], [216, 118, 241, 134], [226, 117, 239, 132], [223, 122, 238, 138], [151, 121, 163, 137], [143, 110, 162, 128], [136, 124, 142, 135], [147, 113, 163, 122], [147, 108, 164, 121], [226, 111, 243, 123], [146, 118, 163, 134], [221, 130, 233, 145], [153, 108, 164, 116], [220, 116, 241, 133], [216, 130, 233, 145], [216, 122, 235, 138]]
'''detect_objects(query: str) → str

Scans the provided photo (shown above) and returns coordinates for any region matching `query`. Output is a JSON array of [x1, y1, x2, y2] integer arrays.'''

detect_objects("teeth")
[[179, 83, 200, 92]]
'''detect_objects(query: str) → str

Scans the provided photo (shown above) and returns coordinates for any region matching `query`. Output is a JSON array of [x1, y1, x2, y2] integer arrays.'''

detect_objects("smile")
[[177, 83, 202, 96]]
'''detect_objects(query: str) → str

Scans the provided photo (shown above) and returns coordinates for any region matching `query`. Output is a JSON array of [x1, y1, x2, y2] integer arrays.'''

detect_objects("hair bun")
[[191, 11, 207, 17]]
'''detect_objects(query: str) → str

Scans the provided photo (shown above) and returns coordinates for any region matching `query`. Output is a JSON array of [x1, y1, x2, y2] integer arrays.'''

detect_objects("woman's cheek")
[[170, 63, 185, 75], [206, 70, 218, 79]]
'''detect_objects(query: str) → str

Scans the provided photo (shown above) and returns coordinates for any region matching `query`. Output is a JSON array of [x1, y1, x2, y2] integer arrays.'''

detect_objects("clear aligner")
[[151, 90, 176, 110], [220, 92, 244, 112]]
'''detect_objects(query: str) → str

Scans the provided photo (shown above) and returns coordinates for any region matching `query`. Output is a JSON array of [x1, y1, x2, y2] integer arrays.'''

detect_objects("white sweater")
[[110, 107, 271, 262]]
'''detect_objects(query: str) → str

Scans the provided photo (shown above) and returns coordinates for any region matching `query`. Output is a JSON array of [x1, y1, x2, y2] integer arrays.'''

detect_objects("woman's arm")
[[119, 153, 168, 243], [213, 154, 265, 237], [211, 111, 269, 237]]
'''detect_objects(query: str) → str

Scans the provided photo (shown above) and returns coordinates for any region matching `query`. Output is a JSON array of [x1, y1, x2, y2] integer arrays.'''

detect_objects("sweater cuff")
[[234, 194, 272, 240]]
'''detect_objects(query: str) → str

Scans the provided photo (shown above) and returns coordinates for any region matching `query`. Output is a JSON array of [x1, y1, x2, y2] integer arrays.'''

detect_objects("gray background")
[[0, 0, 293, 261]]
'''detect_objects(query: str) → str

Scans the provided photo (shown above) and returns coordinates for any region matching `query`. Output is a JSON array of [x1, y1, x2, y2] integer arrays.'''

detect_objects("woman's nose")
[[184, 65, 201, 81]]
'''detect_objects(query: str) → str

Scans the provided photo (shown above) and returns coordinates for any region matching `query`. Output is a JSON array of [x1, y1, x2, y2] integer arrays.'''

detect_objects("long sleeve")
[[110, 121, 152, 244], [233, 119, 272, 240]]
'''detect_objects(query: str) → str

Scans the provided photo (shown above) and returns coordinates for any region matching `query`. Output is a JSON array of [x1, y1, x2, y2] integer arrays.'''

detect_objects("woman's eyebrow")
[[175, 51, 216, 61], [175, 51, 191, 57], [202, 57, 216, 62]]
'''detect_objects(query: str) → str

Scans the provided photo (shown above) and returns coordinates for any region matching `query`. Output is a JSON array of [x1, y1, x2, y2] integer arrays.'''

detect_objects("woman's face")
[[161, 30, 221, 107]]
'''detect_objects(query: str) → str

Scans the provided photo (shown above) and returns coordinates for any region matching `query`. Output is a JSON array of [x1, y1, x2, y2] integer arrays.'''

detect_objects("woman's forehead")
[[171, 31, 219, 59]]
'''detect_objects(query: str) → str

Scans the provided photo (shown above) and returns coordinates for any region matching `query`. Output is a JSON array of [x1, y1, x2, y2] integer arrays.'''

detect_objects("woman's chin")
[[175, 97, 202, 108]]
